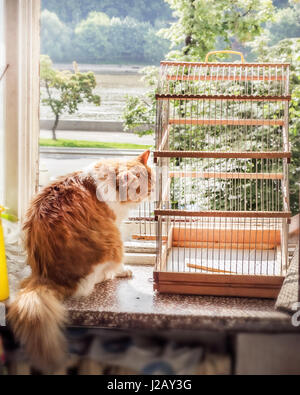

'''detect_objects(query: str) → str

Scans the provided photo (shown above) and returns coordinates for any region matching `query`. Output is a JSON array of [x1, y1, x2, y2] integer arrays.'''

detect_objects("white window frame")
[[3, 0, 40, 220], [2, 1, 154, 264]]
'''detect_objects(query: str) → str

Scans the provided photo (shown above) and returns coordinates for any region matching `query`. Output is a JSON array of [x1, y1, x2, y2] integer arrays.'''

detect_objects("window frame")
[[3, 0, 40, 220]]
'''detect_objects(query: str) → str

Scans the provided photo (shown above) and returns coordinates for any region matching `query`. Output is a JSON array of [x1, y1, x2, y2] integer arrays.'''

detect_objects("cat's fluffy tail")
[[8, 277, 68, 372]]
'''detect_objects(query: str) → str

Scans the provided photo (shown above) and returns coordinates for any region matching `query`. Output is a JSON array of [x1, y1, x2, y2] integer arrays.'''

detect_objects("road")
[[39, 130, 154, 183], [40, 129, 154, 145]]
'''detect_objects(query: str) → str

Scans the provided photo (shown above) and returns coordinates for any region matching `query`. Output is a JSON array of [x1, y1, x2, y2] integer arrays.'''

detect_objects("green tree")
[[74, 12, 112, 62], [40, 55, 101, 140], [123, 67, 158, 136], [74, 12, 170, 64], [123, 0, 275, 135], [248, 37, 300, 214], [266, 1, 300, 45], [42, 0, 173, 25], [41, 10, 72, 62], [109, 17, 152, 63], [159, 0, 274, 60]]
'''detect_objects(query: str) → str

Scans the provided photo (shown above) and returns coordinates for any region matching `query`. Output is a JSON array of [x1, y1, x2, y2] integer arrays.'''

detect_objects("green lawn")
[[39, 138, 151, 150]]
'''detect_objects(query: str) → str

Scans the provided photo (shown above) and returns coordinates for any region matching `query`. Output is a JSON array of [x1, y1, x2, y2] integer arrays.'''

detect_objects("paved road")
[[39, 129, 154, 183], [40, 129, 154, 146]]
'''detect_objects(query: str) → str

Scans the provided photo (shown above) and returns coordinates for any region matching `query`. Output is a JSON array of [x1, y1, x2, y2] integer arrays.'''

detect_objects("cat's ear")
[[138, 150, 150, 165]]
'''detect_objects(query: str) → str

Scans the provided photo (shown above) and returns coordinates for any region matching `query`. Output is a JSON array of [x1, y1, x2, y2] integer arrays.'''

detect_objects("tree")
[[122, 0, 300, 215], [42, 0, 173, 25], [123, 0, 275, 135], [158, 0, 274, 61], [74, 12, 170, 64], [266, 1, 300, 45], [40, 55, 101, 140], [247, 37, 300, 214], [74, 12, 112, 63], [123, 67, 158, 136], [41, 10, 72, 63]]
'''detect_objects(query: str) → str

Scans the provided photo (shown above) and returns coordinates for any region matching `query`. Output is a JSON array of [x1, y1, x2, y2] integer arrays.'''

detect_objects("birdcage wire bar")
[[154, 58, 291, 298]]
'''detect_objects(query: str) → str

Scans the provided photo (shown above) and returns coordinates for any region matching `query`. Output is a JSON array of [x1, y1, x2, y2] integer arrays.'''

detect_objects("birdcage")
[[153, 51, 291, 298]]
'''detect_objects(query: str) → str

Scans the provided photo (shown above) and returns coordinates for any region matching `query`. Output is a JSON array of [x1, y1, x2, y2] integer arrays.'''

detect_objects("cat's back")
[[24, 172, 97, 226]]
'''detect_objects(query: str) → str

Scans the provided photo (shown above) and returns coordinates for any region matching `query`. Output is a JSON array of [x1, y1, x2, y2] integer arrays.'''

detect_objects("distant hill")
[[42, 0, 173, 25]]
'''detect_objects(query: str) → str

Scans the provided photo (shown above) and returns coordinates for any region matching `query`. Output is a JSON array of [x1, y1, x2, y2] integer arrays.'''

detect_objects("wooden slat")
[[132, 234, 161, 241], [153, 271, 284, 298], [169, 171, 283, 180], [172, 227, 281, 245], [161, 61, 290, 67], [127, 216, 155, 222], [154, 150, 291, 159], [169, 118, 284, 126], [133, 229, 281, 248], [157, 271, 285, 285], [187, 263, 237, 274], [154, 209, 291, 219], [154, 282, 281, 298], [172, 241, 276, 250], [156, 94, 291, 102], [166, 75, 285, 82]]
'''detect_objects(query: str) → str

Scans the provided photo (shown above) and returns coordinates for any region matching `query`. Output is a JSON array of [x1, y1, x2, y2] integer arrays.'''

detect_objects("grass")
[[39, 138, 151, 150]]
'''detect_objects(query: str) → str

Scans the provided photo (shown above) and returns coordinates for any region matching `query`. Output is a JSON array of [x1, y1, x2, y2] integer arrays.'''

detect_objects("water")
[[40, 66, 148, 122]]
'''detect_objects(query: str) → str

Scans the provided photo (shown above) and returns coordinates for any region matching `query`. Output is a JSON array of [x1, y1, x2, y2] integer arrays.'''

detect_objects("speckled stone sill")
[[65, 266, 299, 333]]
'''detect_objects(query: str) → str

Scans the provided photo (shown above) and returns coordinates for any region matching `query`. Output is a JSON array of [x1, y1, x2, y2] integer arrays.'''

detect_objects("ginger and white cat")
[[8, 150, 153, 372]]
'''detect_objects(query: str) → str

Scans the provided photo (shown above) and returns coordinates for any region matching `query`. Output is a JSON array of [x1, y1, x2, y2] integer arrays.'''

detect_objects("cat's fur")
[[8, 151, 153, 372]]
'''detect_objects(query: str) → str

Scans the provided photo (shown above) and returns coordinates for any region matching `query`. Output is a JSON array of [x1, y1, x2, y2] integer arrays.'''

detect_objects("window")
[[0, 0, 5, 205], [1, 0, 40, 219]]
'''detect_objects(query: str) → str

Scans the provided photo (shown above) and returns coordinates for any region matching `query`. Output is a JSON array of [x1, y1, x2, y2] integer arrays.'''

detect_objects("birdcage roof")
[[156, 61, 290, 98]]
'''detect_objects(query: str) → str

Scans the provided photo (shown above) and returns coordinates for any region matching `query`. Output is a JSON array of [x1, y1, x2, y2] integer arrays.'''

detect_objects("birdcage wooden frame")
[[153, 53, 291, 298]]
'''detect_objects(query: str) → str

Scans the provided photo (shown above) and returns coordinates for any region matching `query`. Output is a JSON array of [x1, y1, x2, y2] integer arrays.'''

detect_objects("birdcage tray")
[[153, 224, 286, 298], [153, 270, 284, 298]]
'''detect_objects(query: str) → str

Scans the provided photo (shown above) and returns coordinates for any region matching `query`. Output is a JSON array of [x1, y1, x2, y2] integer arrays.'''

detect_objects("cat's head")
[[94, 150, 155, 204]]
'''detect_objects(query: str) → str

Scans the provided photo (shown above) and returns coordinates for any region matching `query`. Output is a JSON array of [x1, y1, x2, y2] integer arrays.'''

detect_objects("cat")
[[8, 150, 153, 372]]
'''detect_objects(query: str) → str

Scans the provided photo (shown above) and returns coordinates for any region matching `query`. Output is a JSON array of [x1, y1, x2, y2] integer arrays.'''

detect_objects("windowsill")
[[65, 265, 297, 333]]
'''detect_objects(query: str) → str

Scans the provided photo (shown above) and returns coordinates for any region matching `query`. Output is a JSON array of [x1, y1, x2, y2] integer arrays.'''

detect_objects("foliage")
[[123, 67, 158, 135], [41, 10, 73, 62], [123, 0, 275, 135], [42, 0, 173, 25], [74, 13, 170, 64], [74, 12, 112, 61], [248, 37, 300, 214], [267, 1, 300, 45], [123, 0, 299, 214], [158, 0, 274, 61], [40, 55, 101, 140]]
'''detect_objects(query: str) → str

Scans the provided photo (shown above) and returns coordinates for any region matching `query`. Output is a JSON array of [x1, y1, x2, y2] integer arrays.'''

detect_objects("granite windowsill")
[[66, 265, 298, 333]]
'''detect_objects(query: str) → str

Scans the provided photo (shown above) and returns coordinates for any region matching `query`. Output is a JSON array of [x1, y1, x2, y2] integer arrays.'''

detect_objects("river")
[[40, 64, 149, 122]]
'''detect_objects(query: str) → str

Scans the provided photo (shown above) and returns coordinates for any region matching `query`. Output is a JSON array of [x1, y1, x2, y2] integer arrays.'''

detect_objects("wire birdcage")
[[153, 51, 291, 298]]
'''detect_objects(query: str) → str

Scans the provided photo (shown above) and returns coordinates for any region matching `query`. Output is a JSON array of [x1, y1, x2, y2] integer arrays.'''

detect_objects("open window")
[[1, 0, 40, 220], [0, 0, 7, 206]]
